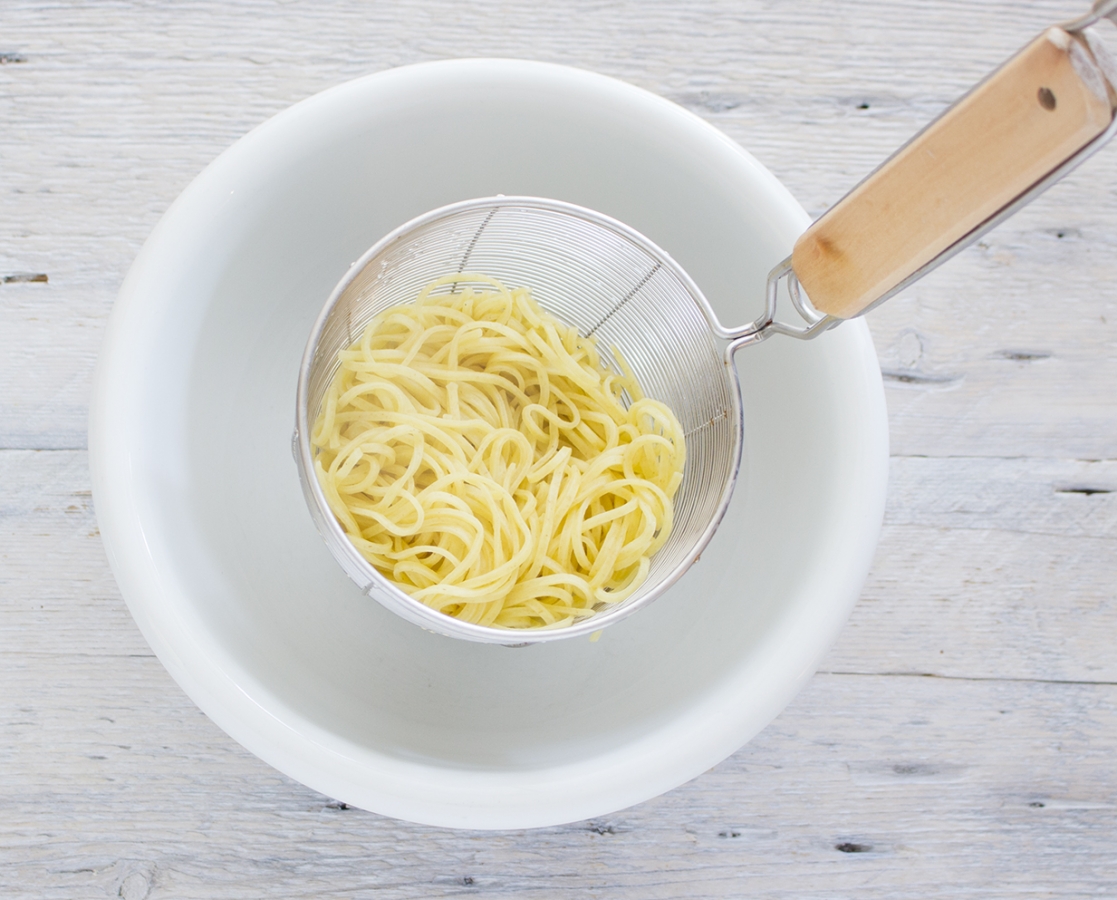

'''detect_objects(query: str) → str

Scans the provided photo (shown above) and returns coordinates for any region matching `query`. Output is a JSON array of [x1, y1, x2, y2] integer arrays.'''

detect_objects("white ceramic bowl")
[[90, 59, 888, 829]]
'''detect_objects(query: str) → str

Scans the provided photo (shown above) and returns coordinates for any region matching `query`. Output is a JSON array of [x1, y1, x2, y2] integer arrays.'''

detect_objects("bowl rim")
[[89, 57, 889, 829]]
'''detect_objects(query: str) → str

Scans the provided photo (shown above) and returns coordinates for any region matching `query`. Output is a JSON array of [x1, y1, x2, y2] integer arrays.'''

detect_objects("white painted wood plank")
[[2, 655, 1115, 899], [833, 523, 1117, 681], [0, 450, 142, 655], [885, 457, 1117, 538]]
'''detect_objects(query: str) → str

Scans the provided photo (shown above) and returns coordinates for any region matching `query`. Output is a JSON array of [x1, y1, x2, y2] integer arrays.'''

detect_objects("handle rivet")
[[1038, 87, 1057, 110]]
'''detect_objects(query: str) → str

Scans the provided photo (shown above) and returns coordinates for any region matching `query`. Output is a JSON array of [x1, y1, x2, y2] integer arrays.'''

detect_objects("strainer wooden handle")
[[792, 26, 1117, 320]]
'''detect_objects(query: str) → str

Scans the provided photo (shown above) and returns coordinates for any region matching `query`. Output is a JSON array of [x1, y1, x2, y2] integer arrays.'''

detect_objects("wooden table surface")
[[3, 1, 1116, 896]]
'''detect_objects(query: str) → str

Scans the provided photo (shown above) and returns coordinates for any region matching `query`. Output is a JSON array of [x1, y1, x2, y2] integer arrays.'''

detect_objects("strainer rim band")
[[294, 195, 744, 643]]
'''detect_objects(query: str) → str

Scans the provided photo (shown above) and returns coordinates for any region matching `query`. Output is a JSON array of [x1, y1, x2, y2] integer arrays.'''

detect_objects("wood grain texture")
[[4, 655, 1116, 899], [794, 28, 1115, 318], [2, 0, 1116, 896]]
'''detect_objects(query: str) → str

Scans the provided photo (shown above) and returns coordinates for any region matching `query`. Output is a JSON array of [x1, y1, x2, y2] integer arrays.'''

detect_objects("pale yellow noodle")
[[312, 273, 685, 629]]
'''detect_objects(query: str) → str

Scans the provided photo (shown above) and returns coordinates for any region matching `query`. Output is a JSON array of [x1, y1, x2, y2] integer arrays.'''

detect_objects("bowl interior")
[[91, 59, 888, 829]]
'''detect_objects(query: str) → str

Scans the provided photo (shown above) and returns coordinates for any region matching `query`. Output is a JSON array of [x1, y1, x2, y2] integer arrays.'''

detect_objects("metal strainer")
[[295, 197, 745, 643], [296, 2, 1117, 644]]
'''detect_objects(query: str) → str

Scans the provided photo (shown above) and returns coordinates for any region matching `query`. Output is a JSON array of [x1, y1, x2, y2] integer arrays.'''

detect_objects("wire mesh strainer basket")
[[295, 197, 743, 644]]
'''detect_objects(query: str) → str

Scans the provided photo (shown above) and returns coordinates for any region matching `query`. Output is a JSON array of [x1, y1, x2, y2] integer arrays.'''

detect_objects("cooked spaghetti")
[[311, 273, 685, 629]]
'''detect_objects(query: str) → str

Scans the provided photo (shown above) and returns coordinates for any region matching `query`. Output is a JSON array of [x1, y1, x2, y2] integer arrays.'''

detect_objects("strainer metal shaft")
[[297, 2, 1117, 644]]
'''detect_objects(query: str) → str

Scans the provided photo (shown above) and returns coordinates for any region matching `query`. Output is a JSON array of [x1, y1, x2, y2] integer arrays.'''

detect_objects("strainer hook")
[[725, 257, 840, 354]]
